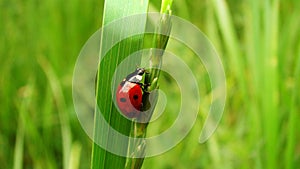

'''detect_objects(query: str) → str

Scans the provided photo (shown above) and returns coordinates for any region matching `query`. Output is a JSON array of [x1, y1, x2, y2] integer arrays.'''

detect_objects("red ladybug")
[[116, 68, 146, 118]]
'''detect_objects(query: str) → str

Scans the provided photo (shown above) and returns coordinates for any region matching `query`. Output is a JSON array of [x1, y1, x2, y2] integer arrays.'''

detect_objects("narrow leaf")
[[91, 1, 149, 169]]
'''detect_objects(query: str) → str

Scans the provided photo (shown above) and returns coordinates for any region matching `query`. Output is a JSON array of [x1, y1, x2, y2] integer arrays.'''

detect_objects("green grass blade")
[[38, 57, 72, 169], [285, 36, 300, 169], [13, 83, 34, 169], [91, 1, 149, 169], [261, 1, 279, 168], [13, 121, 24, 169], [125, 1, 172, 169], [160, 0, 173, 13], [211, 0, 246, 98], [68, 142, 82, 169]]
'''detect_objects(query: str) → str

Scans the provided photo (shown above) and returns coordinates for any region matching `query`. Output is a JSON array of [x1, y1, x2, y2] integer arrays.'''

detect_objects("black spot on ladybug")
[[133, 94, 139, 100], [120, 98, 126, 102]]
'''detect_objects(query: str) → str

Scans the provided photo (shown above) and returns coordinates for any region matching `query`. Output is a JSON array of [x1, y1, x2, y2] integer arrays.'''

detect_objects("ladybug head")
[[136, 68, 145, 75]]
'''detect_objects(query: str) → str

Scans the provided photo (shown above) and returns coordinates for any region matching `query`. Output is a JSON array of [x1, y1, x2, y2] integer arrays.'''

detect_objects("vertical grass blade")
[[261, 1, 279, 169], [125, 1, 172, 169], [91, 1, 149, 169], [13, 84, 34, 169], [68, 142, 82, 169], [285, 37, 300, 169], [38, 57, 72, 169], [13, 121, 24, 169], [244, 0, 263, 167], [211, 0, 247, 98]]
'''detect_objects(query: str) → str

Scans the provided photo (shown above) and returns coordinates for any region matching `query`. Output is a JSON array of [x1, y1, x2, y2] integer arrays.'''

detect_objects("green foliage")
[[0, 0, 300, 169]]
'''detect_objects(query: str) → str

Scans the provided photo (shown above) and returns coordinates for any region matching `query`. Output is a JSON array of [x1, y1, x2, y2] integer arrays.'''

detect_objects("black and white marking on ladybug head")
[[136, 68, 145, 75], [126, 68, 145, 83]]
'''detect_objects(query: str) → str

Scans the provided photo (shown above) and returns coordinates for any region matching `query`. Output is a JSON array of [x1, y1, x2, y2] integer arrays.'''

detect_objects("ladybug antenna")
[[141, 67, 150, 74], [135, 64, 140, 69]]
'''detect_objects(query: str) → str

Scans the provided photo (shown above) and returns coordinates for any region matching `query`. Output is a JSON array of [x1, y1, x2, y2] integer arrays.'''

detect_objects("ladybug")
[[116, 68, 147, 118]]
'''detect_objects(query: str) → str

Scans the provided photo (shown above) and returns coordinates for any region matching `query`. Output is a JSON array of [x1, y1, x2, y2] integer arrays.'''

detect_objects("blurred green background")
[[1, 0, 300, 169]]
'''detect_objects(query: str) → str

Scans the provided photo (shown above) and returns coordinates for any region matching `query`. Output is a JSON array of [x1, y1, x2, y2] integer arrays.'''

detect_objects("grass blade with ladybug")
[[116, 68, 151, 169], [122, 3, 173, 169]]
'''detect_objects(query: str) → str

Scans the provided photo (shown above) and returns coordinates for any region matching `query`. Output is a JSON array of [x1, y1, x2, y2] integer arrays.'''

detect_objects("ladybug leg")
[[138, 82, 150, 87], [134, 82, 149, 88], [142, 85, 150, 94], [135, 82, 150, 93]]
